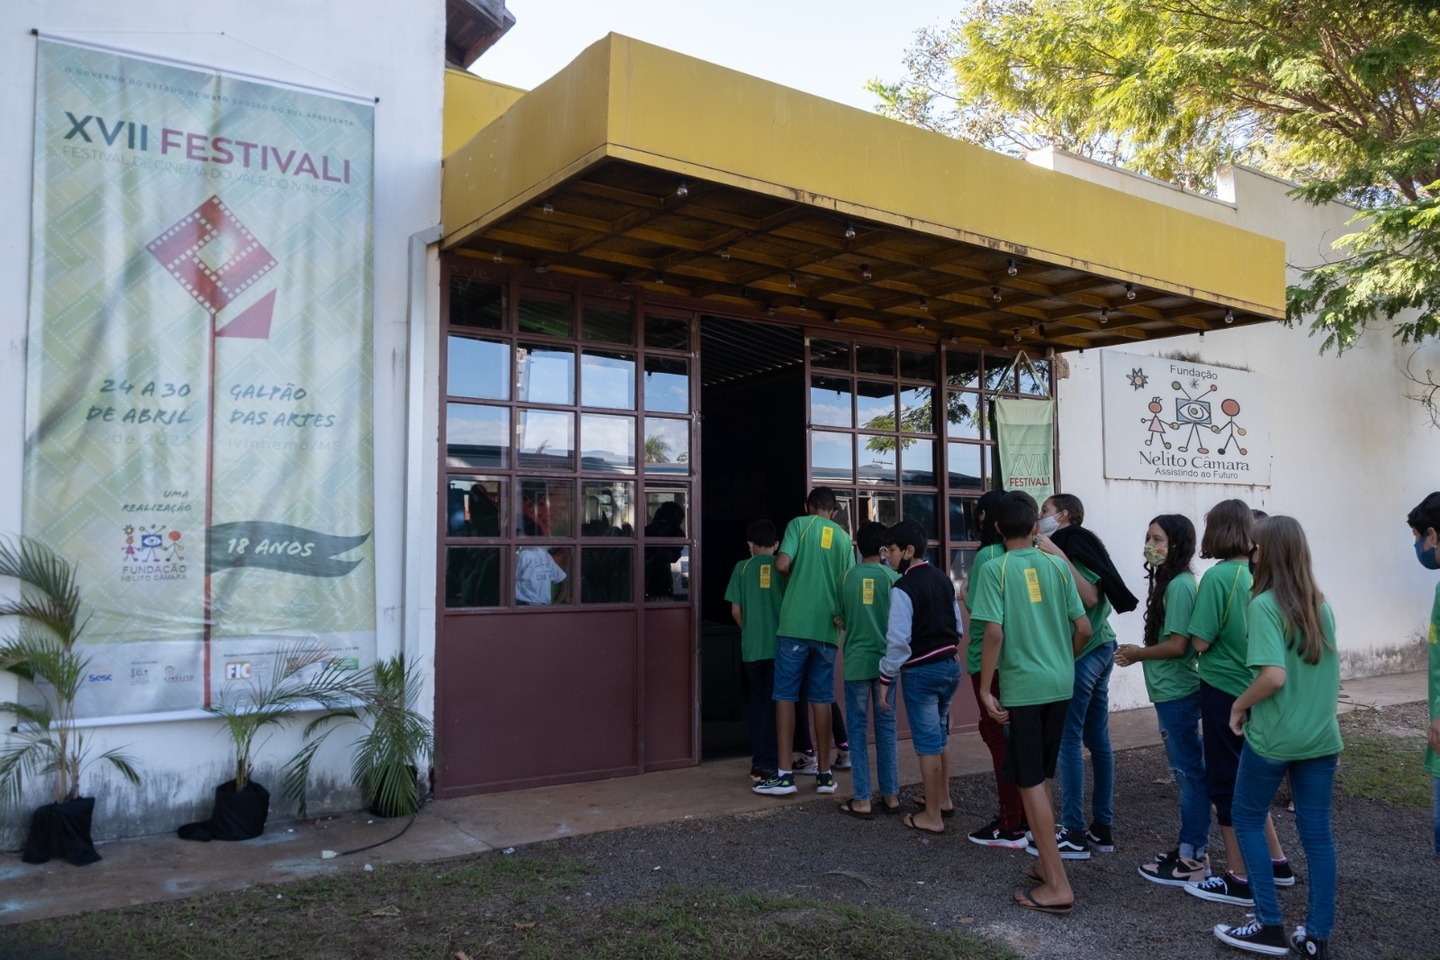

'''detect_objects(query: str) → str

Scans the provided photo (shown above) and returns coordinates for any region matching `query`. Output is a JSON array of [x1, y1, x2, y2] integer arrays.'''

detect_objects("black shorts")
[[1000, 700, 1069, 789]]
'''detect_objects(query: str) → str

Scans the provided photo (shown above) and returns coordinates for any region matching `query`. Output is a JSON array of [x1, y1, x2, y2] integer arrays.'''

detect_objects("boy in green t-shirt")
[[725, 518, 787, 784], [754, 487, 854, 797], [1406, 492, 1440, 858], [970, 491, 1090, 915], [834, 521, 901, 817]]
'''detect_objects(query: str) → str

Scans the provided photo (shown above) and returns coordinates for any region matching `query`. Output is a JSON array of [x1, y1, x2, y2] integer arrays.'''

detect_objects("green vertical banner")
[[25, 39, 375, 719], [993, 397, 1055, 508]]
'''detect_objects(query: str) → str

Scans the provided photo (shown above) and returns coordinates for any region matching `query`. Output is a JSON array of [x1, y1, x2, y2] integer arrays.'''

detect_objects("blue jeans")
[[845, 679, 898, 801], [1060, 640, 1115, 833], [899, 658, 962, 756], [773, 637, 836, 704], [1155, 694, 1209, 859], [1233, 747, 1338, 940], [743, 659, 777, 775], [1433, 776, 1440, 855]]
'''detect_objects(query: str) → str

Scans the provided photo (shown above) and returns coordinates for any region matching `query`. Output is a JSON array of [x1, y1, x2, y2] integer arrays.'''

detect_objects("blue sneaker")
[[753, 773, 797, 796], [815, 773, 837, 794]]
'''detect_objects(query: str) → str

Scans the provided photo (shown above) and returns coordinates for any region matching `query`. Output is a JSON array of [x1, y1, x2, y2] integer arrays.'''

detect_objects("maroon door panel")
[[642, 605, 694, 771]]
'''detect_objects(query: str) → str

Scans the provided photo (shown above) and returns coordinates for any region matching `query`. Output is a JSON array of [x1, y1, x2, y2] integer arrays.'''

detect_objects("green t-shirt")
[[839, 562, 900, 680], [776, 514, 854, 644], [1188, 559, 1253, 698], [965, 543, 1005, 674], [1428, 581, 1440, 777], [1074, 560, 1116, 659], [969, 547, 1085, 708], [1142, 573, 1200, 704], [1243, 592, 1343, 761], [724, 555, 786, 662]]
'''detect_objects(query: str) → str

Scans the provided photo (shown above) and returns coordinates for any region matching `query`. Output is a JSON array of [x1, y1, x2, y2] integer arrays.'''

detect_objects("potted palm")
[[0, 536, 141, 865], [178, 645, 358, 841]]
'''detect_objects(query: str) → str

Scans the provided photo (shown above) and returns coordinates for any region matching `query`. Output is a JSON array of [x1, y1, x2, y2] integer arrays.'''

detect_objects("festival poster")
[[25, 39, 376, 718], [993, 397, 1055, 507], [1100, 349, 1271, 486]]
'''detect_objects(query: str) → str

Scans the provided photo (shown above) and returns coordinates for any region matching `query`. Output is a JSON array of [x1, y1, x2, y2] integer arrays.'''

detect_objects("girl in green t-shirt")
[[1213, 516, 1340, 959], [1405, 491, 1440, 859]]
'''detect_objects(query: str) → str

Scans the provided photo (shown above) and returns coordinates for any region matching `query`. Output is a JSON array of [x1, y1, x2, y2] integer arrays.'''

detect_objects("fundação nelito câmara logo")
[[1129, 366, 1248, 455]]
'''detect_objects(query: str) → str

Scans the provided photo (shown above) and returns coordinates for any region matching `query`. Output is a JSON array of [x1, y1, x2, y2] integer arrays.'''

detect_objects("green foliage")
[[0, 536, 141, 812]]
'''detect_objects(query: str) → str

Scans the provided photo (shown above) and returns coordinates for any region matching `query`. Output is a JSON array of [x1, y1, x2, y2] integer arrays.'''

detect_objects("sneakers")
[[752, 773, 797, 796], [1213, 917, 1288, 956], [1186, 872, 1254, 906], [749, 767, 775, 784], [967, 818, 1029, 849], [791, 752, 818, 775], [1026, 826, 1091, 860], [815, 773, 838, 794], [833, 748, 852, 770], [1272, 859, 1296, 887], [1085, 821, 1115, 853], [1291, 925, 1329, 959], [1139, 850, 1211, 887]]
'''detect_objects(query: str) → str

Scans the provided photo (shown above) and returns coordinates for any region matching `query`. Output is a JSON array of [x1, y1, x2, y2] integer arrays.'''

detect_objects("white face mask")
[[1037, 515, 1059, 537]]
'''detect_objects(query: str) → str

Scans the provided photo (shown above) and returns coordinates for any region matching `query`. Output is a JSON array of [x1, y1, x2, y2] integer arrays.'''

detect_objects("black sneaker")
[[1186, 872, 1254, 906], [1272, 859, 1296, 887], [814, 772, 838, 794], [1085, 821, 1115, 853], [967, 818, 1029, 849], [1290, 925, 1329, 959], [752, 773, 797, 796], [1213, 917, 1288, 956], [1026, 826, 1091, 860]]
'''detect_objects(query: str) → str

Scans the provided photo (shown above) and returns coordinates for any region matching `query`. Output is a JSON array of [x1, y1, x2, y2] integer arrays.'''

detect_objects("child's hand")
[[980, 689, 1007, 724], [1114, 644, 1141, 667], [877, 683, 893, 712], [1429, 714, 1440, 755], [832, 615, 844, 629], [1034, 534, 1061, 556], [1228, 704, 1247, 737]]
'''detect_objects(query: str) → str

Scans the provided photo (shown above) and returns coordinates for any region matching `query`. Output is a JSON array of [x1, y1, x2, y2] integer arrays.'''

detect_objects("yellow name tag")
[[760, 566, 772, 589], [1025, 568, 1042, 603], [862, 578, 874, 605], [821, 526, 834, 549]]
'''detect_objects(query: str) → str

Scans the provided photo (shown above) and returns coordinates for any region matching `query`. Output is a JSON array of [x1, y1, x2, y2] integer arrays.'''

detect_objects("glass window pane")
[[1020, 359, 1052, 397], [856, 490, 898, 528], [517, 410, 574, 470], [809, 338, 850, 371], [857, 434, 898, 484], [900, 348, 936, 381], [582, 480, 636, 536], [644, 313, 689, 350], [518, 344, 574, 405], [946, 391, 982, 440], [447, 336, 510, 401], [950, 546, 978, 584], [855, 343, 895, 376], [447, 477, 504, 537], [810, 376, 853, 428], [582, 298, 634, 344], [581, 350, 635, 409], [946, 441, 984, 491], [832, 495, 854, 537], [946, 350, 981, 390], [643, 356, 690, 413], [901, 437, 936, 486], [644, 487, 690, 533], [811, 432, 852, 483], [581, 414, 636, 473], [856, 381, 896, 430], [644, 418, 689, 474], [446, 403, 509, 469], [515, 546, 571, 605], [449, 277, 505, 330], [519, 294, 572, 337], [899, 387, 934, 434], [517, 478, 575, 537], [582, 546, 634, 603], [949, 496, 980, 543], [643, 489, 689, 602], [445, 547, 502, 608], [903, 492, 939, 542]]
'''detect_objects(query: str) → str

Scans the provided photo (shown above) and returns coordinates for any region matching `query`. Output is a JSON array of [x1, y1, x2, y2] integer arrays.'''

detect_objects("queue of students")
[[724, 485, 1437, 960]]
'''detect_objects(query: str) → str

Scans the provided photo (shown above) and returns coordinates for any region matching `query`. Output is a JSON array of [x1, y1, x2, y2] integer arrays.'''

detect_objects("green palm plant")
[[0, 536, 141, 816]]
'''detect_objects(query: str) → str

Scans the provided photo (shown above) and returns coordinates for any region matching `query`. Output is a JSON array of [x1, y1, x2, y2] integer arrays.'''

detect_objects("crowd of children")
[[722, 485, 1440, 960]]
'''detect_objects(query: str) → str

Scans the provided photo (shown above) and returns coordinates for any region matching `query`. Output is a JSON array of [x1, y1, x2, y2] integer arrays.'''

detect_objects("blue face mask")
[[1416, 537, 1440, 571]]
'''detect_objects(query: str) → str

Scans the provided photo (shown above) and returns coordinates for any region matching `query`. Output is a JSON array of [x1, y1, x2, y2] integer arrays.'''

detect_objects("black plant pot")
[[22, 795, 101, 866], [178, 779, 270, 842]]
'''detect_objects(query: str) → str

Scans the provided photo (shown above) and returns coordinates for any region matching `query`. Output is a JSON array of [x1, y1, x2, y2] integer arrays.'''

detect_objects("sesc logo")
[[87, 673, 114, 683], [224, 661, 253, 681]]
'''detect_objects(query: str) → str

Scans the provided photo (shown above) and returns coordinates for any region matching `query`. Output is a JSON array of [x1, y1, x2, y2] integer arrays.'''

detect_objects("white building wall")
[[1029, 149, 1440, 710], [0, 1, 442, 838]]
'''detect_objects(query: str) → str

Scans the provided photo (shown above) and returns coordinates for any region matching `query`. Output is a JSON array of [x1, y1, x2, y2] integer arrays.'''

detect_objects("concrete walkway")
[[0, 670, 1426, 925]]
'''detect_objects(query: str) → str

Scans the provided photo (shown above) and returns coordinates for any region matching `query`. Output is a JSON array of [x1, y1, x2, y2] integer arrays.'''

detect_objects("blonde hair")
[[1249, 516, 1329, 665]]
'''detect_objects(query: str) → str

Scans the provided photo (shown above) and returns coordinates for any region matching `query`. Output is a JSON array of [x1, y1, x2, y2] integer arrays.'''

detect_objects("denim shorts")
[[899, 658, 961, 755], [772, 637, 837, 704]]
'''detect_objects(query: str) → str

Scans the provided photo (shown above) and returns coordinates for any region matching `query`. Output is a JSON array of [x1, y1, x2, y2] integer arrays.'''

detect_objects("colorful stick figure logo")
[[1211, 398, 1247, 455], [1169, 381, 1217, 453], [1141, 397, 1170, 448]]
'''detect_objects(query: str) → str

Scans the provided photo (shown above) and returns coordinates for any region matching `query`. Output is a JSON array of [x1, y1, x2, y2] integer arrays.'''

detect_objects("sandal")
[[902, 812, 945, 835], [837, 799, 874, 820], [910, 798, 956, 819], [1013, 886, 1072, 915]]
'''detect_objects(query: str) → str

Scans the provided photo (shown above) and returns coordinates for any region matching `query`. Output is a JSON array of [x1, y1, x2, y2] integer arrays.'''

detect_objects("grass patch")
[[1335, 706, 1432, 808], [0, 850, 1015, 960]]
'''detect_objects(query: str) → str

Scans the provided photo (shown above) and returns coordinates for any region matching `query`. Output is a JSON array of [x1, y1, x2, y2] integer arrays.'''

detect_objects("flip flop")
[[902, 813, 945, 835], [1012, 886, 1072, 915], [1023, 865, 1045, 885], [837, 799, 874, 820], [878, 801, 903, 815], [910, 799, 956, 819]]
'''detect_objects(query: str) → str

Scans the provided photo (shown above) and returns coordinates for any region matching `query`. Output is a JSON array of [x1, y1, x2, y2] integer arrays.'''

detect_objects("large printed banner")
[[1101, 349, 1270, 486], [993, 397, 1055, 507], [25, 40, 376, 719]]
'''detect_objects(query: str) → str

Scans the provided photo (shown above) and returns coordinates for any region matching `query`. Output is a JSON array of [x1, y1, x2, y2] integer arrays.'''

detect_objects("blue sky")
[[473, 1, 955, 111]]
